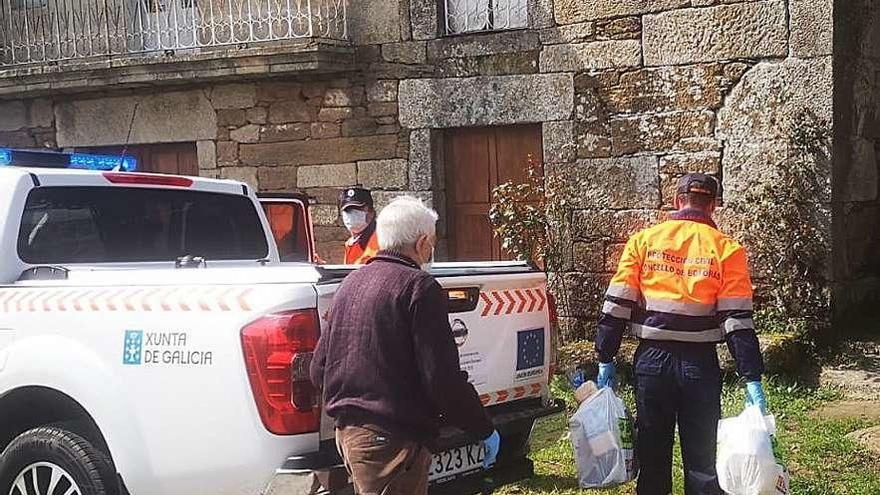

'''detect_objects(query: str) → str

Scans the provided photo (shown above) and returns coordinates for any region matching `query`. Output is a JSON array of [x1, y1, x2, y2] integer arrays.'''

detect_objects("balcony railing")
[[0, 0, 347, 67]]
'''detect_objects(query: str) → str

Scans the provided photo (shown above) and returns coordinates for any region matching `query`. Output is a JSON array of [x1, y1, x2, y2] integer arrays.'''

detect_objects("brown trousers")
[[335, 425, 433, 495]]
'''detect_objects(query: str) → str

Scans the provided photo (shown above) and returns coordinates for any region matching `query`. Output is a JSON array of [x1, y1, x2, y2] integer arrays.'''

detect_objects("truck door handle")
[[444, 288, 480, 313]]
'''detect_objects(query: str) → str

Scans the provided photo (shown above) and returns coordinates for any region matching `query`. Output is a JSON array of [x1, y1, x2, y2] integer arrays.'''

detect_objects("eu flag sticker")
[[123, 330, 143, 365], [516, 328, 545, 371]]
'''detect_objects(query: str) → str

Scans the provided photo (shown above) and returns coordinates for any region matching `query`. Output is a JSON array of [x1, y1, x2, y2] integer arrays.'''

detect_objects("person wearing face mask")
[[339, 186, 380, 265], [310, 196, 500, 495]]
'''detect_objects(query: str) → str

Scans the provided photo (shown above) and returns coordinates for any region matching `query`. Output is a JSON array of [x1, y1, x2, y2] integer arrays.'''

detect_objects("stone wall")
[[833, 0, 880, 332], [0, 0, 844, 339], [205, 79, 414, 261], [0, 99, 57, 149], [347, 0, 836, 341]]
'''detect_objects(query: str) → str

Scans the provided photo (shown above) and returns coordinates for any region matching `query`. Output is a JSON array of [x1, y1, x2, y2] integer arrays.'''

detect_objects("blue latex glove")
[[745, 381, 768, 414], [482, 430, 501, 469], [597, 362, 616, 389], [569, 367, 586, 389]]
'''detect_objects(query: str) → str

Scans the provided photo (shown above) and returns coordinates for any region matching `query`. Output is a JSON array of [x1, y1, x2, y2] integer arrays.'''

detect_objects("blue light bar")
[[0, 148, 137, 171], [69, 153, 137, 172]]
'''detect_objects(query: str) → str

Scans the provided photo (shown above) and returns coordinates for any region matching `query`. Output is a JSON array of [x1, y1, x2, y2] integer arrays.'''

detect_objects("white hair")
[[377, 196, 439, 252]]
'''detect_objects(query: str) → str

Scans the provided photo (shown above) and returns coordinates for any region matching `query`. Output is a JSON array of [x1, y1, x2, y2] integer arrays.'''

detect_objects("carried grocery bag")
[[569, 386, 637, 488], [717, 405, 790, 495]]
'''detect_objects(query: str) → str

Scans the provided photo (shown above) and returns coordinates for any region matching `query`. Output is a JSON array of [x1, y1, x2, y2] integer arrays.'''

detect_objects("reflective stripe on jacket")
[[595, 208, 764, 380]]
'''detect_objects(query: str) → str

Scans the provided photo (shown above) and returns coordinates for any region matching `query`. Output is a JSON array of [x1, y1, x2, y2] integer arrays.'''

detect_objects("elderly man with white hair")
[[310, 196, 500, 495]]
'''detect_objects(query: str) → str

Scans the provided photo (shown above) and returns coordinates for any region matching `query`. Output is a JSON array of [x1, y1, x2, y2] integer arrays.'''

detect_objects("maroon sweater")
[[310, 251, 493, 444]]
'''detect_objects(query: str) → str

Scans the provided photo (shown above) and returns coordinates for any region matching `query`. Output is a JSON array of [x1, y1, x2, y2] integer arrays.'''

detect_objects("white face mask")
[[342, 209, 368, 235]]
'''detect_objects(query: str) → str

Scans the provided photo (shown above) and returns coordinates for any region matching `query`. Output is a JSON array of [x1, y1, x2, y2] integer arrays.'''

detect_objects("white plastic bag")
[[569, 387, 637, 488], [717, 405, 790, 495]]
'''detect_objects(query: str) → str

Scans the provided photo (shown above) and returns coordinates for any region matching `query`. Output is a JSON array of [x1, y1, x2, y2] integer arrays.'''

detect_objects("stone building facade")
[[0, 0, 875, 338]]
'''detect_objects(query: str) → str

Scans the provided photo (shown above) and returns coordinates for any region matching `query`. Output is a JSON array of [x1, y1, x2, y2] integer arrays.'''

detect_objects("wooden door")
[[143, 143, 198, 175], [444, 125, 543, 261], [80, 143, 198, 175]]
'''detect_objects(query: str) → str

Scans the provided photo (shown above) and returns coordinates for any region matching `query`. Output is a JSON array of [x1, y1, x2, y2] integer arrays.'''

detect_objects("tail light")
[[241, 310, 320, 435], [547, 291, 559, 378]]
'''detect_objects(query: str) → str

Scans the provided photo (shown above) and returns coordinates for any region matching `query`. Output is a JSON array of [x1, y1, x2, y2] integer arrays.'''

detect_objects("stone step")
[[820, 367, 880, 400], [846, 425, 880, 455]]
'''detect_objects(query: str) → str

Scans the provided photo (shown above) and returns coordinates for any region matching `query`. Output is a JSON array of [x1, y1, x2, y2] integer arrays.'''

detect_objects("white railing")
[[0, 0, 347, 67], [444, 0, 526, 35]]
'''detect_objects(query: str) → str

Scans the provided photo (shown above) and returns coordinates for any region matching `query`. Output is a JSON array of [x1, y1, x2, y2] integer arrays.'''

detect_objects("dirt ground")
[[813, 400, 880, 420], [816, 344, 880, 454]]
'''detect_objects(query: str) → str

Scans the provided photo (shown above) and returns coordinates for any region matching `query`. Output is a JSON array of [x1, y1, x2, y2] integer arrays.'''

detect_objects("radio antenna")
[[115, 101, 139, 171]]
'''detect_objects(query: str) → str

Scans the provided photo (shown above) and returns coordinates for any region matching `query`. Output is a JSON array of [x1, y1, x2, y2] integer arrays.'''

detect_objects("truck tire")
[[0, 426, 118, 495]]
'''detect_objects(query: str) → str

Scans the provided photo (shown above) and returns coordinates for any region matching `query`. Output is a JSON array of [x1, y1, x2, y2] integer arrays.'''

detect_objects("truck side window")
[[262, 203, 309, 262], [17, 186, 269, 263]]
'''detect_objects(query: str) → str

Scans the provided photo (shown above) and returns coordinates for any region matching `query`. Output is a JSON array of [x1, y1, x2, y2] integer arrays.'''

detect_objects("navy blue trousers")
[[634, 341, 722, 495]]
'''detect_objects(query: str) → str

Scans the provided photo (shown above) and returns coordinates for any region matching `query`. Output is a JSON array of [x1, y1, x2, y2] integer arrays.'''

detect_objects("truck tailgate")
[[313, 261, 553, 442], [433, 264, 551, 408]]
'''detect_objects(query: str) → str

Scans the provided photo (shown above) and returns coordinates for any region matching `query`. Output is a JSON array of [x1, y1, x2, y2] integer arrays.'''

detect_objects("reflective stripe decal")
[[631, 324, 724, 343], [606, 284, 640, 302], [479, 382, 544, 406], [479, 288, 547, 317], [0, 287, 254, 313], [644, 298, 716, 317], [602, 300, 632, 320], [717, 297, 754, 311], [723, 317, 755, 334]]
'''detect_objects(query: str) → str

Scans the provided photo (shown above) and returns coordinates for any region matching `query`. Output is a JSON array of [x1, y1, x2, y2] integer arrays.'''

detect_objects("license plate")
[[428, 443, 484, 484]]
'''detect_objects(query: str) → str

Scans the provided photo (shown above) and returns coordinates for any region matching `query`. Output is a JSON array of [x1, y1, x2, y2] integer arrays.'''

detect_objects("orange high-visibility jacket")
[[344, 225, 380, 265], [595, 208, 764, 380]]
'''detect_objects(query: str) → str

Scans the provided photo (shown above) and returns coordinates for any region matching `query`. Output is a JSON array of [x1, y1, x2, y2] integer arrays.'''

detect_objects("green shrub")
[[488, 155, 590, 346]]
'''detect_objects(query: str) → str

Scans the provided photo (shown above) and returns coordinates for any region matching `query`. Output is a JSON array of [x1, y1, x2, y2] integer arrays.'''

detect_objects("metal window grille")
[[0, 0, 347, 67], [12, 0, 48, 10], [444, 0, 527, 35]]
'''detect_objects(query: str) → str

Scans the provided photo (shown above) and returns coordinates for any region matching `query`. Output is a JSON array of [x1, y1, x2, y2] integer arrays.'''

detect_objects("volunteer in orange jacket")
[[340, 186, 380, 265], [595, 173, 766, 495]]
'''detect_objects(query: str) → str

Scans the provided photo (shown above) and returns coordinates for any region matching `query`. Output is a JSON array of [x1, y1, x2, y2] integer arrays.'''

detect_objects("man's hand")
[[745, 381, 768, 414], [597, 362, 616, 389], [482, 430, 501, 469]]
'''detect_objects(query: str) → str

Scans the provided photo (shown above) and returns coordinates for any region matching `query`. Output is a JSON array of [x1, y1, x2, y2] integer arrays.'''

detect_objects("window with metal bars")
[[11, 0, 47, 10], [442, 0, 527, 35], [143, 0, 195, 14]]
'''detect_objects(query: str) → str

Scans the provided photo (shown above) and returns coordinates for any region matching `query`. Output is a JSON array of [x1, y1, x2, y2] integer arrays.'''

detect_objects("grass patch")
[[496, 377, 880, 495]]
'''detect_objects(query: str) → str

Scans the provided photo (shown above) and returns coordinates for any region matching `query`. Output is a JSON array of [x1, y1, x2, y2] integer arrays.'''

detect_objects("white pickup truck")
[[0, 148, 562, 495]]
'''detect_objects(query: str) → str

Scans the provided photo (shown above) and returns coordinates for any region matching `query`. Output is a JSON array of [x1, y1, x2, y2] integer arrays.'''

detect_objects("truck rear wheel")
[[0, 426, 118, 495]]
